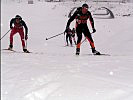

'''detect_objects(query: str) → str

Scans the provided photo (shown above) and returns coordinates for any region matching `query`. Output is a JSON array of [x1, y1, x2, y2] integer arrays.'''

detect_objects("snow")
[[1, 1, 133, 100]]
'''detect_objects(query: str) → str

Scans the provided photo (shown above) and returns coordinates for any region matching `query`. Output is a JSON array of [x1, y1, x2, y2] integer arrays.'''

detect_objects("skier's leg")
[[66, 34, 69, 46], [9, 28, 17, 49], [73, 37, 76, 45], [69, 34, 72, 46], [83, 27, 100, 54], [83, 27, 95, 48], [76, 26, 82, 55], [18, 29, 27, 51], [86, 36, 95, 49]]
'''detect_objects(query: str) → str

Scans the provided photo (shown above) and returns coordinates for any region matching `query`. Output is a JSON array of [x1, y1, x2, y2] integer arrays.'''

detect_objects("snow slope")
[[1, 1, 133, 100]]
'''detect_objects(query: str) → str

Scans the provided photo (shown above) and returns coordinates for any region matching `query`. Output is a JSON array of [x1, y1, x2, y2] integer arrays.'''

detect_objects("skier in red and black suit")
[[8, 15, 29, 52], [64, 27, 73, 46], [66, 3, 100, 55]]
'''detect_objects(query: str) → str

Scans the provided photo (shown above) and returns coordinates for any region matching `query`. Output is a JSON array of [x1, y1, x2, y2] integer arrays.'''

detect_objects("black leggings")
[[76, 24, 94, 48]]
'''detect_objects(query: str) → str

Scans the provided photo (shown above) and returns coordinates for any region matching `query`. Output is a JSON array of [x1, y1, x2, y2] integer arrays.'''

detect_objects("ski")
[[89, 53, 110, 56], [2, 49, 32, 53], [2, 48, 16, 52]]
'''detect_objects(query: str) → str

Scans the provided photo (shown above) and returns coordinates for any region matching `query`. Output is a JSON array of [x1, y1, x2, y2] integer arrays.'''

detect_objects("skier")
[[64, 27, 73, 46], [8, 15, 29, 53], [71, 28, 76, 45], [65, 3, 100, 55]]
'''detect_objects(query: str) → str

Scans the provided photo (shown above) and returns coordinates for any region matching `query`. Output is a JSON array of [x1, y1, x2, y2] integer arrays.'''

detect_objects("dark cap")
[[15, 15, 22, 20], [82, 3, 88, 8]]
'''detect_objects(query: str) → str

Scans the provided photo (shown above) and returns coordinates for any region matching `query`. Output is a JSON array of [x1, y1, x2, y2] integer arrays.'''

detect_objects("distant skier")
[[64, 27, 73, 46], [71, 28, 76, 45], [65, 3, 100, 55], [8, 15, 29, 53]]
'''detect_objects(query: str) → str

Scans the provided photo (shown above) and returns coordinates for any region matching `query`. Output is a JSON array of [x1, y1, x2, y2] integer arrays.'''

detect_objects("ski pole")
[[0, 29, 11, 40], [81, 38, 86, 44], [64, 32, 66, 45], [46, 32, 64, 40], [25, 40, 27, 49]]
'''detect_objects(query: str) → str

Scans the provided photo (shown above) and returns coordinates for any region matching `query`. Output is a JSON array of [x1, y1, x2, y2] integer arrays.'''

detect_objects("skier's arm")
[[22, 21, 28, 40], [22, 21, 28, 35], [10, 18, 14, 29], [88, 12, 96, 33], [66, 11, 77, 28], [88, 12, 95, 29]]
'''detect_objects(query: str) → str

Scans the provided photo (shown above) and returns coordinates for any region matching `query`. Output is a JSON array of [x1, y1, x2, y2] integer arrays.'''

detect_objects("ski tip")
[[2, 48, 16, 52], [46, 38, 48, 40], [94, 54, 110, 56]]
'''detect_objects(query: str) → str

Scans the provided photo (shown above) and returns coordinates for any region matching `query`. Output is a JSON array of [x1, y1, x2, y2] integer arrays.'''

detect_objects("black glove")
[[92, 28, 96, 33], [25, 34, 28, 40]]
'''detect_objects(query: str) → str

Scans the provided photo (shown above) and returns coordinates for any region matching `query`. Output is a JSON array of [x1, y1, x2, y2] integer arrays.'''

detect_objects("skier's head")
[[15, 15, 22, 23], [82, 3, 88, 8], [82, 3, 88, 14]]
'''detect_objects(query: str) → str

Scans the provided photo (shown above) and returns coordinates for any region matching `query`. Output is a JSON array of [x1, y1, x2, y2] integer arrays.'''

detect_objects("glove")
[[25, 34, 28, 40], [92, 28, 96, 33]]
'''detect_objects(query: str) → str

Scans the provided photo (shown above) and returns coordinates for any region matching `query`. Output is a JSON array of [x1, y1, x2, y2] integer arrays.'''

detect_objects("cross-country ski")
[[2, 49, 31, 53]]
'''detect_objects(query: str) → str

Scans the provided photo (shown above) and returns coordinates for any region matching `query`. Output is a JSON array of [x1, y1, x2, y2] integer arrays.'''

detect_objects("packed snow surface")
[[1, 1, 133, 100]]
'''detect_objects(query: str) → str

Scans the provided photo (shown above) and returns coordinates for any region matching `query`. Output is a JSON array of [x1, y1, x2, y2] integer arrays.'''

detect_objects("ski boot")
[[76, 48, 80, 55], [92, 48, 100, 55], [8, 44, 13, 50], [66, 43, 69, 46], [23, 48, 30, 53]]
